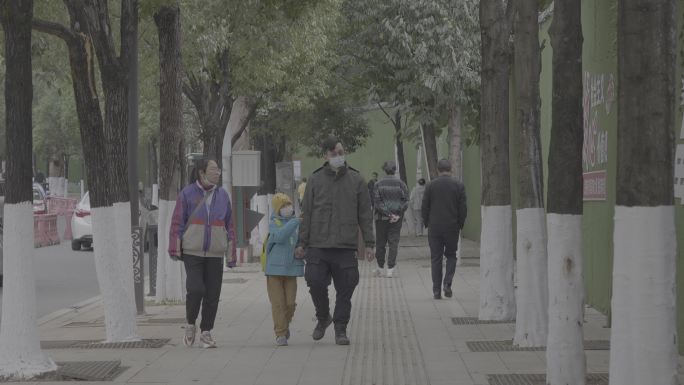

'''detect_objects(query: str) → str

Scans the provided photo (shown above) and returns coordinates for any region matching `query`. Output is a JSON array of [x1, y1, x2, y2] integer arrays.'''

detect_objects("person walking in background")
[[409, 178, 426, 236], [368, 172, 378, 210], [296, 136, 375, 346], [297, 177, 307, 206], [372, 160, 409, 278], [421, 159, 467, 300], [169, 158, 234, 348], [264, 193, 304, 346]]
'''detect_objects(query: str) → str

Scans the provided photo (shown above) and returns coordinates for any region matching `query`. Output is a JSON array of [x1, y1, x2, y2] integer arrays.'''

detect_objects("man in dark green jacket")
[[296, 136, 375, 345]]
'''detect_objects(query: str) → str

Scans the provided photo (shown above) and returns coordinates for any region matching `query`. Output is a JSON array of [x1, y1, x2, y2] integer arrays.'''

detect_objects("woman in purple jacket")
[[169, 159, 233, 348]]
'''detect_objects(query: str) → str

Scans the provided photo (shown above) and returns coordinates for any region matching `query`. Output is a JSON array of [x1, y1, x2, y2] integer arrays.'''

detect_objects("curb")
[[37, 295, 102, 326]]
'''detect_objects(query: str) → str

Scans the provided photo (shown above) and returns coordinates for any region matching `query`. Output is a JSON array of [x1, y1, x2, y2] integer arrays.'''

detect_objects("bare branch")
[[376, 102, 397, 126], [32, 18, 75, 42]]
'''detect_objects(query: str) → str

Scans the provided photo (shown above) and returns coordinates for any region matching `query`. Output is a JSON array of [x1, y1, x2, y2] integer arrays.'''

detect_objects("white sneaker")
[[183, 324, 196, 347], [387, 268, 395, 278], [200, 331, 217, 348], [373, 266, 384, 277], [223, 265, 229, 272]]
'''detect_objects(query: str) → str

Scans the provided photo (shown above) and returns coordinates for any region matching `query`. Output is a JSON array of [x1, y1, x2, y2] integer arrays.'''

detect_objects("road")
[[0, 242, 100, 320]]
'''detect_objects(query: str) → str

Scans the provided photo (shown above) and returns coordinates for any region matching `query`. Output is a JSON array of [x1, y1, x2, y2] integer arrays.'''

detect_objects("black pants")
[[375, 218, 403, 268], [183, 254, 223, 332], [428, 227, 459, 294], [305, 248, 359, 327]]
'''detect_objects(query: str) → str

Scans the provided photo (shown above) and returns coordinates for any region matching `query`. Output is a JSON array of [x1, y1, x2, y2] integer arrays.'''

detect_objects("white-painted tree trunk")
[[155, 201, 168, 301], [63, 178, 68, 197], [155, 199, 184, 302], [514, 208, 548, 347], [546, 213, 585, 385], [479, 205, 516, 320], [609, 206, 677, 385], [47, 176, 58, 196], [0, 203, 56, 379], [91, 203, 139, 342], [416, 144, 423, 181]]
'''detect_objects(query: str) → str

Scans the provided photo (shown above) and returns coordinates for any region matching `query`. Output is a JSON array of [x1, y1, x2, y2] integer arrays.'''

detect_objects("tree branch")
[[84, 0, 120, 70], [377, 102, 397, 126], [32, 18, 75, 42], [231, 98, 258, 147]]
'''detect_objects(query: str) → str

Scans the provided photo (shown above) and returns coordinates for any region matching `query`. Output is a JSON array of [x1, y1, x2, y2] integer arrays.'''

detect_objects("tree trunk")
[[203, 123, 224, 166], [184, 49, 233, 172], [82, 0, 139, 343], [394, 110, 407, 185], [64, 154, 69, 197], [0, 0, 57, 378], [610, 0, 677, 383], [256, 134, 276, 195], [479, 0, 515, 321], [48, 157, 65, 196], [32, 1, 139, 343], [221, 96, 257, 195], [448, 105, 463, 180], [154, 4, 184, 302], [546, 0, 585, 382], [448, 105, 464, 264], [512, 0, 548, 348], [421, 123, 439, 180]]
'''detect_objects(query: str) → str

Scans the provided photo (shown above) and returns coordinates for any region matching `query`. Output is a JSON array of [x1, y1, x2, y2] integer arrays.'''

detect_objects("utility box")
[[232, 151, 261, 187]]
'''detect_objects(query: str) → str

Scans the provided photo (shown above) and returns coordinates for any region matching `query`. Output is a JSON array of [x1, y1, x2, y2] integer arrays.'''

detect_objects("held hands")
[[389, 214, 400, 223], [365, 247, 375, 262], [295, 246, 306, 259]]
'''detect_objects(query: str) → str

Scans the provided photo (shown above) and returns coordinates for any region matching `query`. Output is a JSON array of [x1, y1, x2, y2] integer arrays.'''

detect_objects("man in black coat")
[[296, 136, 375, 345], [421, 159, 467, 299]]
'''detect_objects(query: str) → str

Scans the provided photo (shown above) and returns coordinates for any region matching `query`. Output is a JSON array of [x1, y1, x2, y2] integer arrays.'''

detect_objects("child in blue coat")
[[265, 193, 304, 346]]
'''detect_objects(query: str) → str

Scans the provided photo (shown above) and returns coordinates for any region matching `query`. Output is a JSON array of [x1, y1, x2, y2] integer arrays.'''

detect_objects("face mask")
[[280, 206, 294, 217], [200, 173, 215, 187], [329, 155, 345, 169]]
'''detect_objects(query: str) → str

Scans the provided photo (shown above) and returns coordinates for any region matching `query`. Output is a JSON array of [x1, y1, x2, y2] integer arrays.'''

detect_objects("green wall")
[[462, 0, 684, 351], [295, 108, 449, 187]]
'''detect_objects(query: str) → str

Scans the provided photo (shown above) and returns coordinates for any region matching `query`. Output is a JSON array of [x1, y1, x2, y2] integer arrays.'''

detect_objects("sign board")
[[582, 71, 614, 201], [233, 151, 261, 187]]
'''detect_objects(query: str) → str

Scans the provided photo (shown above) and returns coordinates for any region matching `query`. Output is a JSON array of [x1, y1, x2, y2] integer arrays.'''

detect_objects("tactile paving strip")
[[487, 373, 609, 385], [42, 338, 170, 349], [467, 340, 610, 352], [342, 262, 430, 385], [451, 317, 515, 325]]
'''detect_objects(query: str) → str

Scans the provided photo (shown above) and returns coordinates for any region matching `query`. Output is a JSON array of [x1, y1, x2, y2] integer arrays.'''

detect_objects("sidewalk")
[[26, 237, 682, 384]]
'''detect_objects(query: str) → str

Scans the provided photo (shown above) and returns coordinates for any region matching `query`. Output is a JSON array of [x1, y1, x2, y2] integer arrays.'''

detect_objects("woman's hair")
[[190, 158, 216, 183]]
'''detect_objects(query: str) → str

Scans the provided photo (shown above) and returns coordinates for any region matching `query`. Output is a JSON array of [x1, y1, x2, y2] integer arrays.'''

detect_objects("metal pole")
[[128, 1, 143, 315]]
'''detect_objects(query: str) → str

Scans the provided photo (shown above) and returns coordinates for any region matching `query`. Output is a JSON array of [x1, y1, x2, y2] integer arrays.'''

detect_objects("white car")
[[71, 191, 92, 250]]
